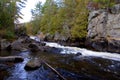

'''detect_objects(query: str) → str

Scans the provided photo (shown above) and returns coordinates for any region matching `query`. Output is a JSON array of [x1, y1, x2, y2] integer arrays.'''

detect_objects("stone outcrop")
[[87, 4, 120, 53]]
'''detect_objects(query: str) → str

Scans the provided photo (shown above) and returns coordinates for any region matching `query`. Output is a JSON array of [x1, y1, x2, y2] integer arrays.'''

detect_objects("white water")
[[30, 36, 40, 42], [45, 42, 120, 61], [30, 36, 120, 61]]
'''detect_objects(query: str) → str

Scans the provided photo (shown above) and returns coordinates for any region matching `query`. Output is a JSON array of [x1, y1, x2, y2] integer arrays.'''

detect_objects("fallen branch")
[[42, 61, 67, 80]]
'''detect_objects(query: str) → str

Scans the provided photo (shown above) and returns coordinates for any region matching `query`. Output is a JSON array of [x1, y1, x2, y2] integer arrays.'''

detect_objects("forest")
[[0, 0, 120, 80], [0, 0, 27, 39], [25, 0, 116, 42], [25, 0, 88, 42], [0, 0, 117, 41]]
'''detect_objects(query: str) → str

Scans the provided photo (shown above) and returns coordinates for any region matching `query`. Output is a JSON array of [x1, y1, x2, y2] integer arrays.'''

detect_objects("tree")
[[90, 0, 115, 10], [0, 0, 26, 38], [40, 0, 58, 34], [30, 2, 42, 34], [27, 0, 89, 41]]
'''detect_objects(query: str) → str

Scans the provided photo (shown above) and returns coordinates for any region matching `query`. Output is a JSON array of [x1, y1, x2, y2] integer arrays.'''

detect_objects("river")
[[0, 39, 120, 80]]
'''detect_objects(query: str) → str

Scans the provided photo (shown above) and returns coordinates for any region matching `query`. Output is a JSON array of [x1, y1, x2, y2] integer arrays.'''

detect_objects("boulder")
[[20, 36, 34, 43], [0, 39, 11, 50], [75, 52, 82, 56], [0, 56, 24, 63], [39, 42, 46, 46], [44, 33, 54, 41], [28, 43, 40, 52], [37, 32, 45, 41], [11, 39, 27, 51], [42, 46, 62, 53], [86, 38, 120, 53], [88, 38, 108, 52], [24, 58, 42, 71]]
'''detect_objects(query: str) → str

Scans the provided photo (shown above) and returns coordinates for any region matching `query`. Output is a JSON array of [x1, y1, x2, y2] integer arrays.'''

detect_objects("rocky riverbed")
[[0, 36, 120, 80], [0, 49, 120, 80]]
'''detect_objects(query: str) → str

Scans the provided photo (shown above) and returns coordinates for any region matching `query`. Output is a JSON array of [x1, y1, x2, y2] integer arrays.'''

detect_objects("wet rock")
[[0, 39, 11, 50], [20, 36, 34, 43], [0, 56, 24, 63], [28, 43, 40, 52], [30, 36, 40, 42], [91, 38, 108, 52], [24, 59, 42, 71], [42, 46, 62, 53], [28, 42, 46, 52], [39, 42, 46, 46], [86, 38, 120, 53], [76, 52, 82, 56]]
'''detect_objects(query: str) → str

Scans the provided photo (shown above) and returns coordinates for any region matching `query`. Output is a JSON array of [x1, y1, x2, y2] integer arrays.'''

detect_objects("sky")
[[19, 0, 46, 23]]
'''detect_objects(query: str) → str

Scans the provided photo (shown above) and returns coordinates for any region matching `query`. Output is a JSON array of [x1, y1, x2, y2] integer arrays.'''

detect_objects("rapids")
[[0, 36, 120, 80]]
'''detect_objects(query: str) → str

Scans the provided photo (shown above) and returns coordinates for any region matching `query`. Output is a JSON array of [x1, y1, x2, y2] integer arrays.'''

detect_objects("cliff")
[[86, 4, 120, 53]]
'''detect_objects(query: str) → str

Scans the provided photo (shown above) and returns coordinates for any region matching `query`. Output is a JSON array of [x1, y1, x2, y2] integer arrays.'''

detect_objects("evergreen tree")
[[27, 0, 89, 40], [0, 0, 26, 38]]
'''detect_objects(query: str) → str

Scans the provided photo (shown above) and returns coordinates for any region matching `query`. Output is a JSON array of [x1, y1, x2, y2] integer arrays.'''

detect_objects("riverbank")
[[0, 36, 120, 80]]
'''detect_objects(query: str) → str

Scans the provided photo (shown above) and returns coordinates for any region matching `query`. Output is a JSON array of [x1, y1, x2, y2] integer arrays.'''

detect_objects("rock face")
[[87, 4, 120, 53]]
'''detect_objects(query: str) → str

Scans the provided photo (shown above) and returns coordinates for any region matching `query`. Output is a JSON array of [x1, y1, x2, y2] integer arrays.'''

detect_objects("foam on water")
[[30, 36, 120, 61], [45, 42, 120, 61], [30, 36, 40, 42]]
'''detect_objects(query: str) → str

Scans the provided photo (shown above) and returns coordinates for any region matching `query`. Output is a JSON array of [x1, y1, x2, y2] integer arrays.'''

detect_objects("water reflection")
[[0, 50, 120, 80], [6, 51, 29, 80]]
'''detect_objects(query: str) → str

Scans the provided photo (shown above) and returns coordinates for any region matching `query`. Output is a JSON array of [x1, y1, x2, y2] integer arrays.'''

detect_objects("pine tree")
[[0, 0, 26, 38]]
